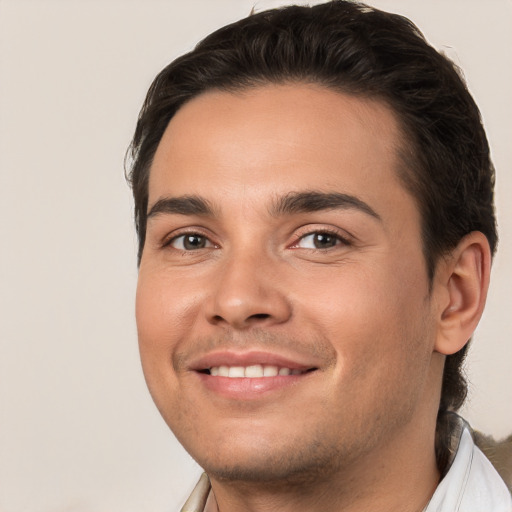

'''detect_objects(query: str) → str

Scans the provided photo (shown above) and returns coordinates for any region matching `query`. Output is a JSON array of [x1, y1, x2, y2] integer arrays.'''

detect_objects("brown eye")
[[170, 234, 212, 250], [313, 233, 337, 248], [297, 232, 341, 249]]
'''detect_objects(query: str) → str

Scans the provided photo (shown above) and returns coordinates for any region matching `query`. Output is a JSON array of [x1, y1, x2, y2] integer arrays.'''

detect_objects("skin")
[[136, 84, 490, 512]]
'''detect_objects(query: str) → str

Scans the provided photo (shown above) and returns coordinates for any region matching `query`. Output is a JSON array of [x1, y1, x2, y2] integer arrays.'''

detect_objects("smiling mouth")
[[199, 364, 317, 378]]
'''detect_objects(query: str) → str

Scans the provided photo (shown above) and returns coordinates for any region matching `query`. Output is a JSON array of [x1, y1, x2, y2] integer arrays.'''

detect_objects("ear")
[[434, 232, 491, 355]]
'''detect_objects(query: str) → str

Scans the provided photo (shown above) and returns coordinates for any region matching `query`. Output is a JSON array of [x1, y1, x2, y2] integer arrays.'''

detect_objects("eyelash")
[[290, 228, 352, 250], [163, 228, 351, 252], [163, 230, 214, 251]]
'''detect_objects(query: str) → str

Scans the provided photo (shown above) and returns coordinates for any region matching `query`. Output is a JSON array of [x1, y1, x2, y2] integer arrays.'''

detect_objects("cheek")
[[135, 267, 214, 408], [135, 270, 184, 395], [135, 272, 196, 422], [136, 274, 169, 355], [303, 272, 433, 435], [297, 265, 400, 332], [136, 268, 201, 348], [297, 259, 431, 374]]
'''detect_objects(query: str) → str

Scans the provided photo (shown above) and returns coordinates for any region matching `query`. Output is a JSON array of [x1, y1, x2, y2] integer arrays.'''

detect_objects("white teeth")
[[208, 365, 304, 378], [245, 365, 264, 378], [263, 365, 278, 377], [228, 366, 245, 378], [218, 365, 229, 377]]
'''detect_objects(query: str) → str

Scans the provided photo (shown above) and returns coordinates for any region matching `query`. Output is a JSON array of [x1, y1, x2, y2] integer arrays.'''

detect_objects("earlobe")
[[434, 232, 491, 355]]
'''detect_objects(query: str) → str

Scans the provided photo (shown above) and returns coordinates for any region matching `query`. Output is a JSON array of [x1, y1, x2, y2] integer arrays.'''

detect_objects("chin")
[[201, 458, 337, 486], [188, 433, 349, 486]]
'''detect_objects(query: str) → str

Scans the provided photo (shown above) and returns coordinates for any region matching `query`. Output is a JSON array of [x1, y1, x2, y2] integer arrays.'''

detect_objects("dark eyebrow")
[[269, 191, 381, 220], [147, 191, 380, 221], [147, 195, 216, 219]]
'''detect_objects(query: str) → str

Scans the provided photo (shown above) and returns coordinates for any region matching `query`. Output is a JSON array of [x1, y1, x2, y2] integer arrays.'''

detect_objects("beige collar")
[[180, 472, 211, 512]]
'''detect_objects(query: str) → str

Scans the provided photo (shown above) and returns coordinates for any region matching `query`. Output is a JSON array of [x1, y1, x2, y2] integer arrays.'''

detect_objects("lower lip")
[[196, 372, 313, 400]]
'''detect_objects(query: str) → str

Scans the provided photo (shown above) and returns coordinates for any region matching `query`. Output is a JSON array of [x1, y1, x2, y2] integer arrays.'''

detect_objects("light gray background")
[[1, 1, 510, 510]]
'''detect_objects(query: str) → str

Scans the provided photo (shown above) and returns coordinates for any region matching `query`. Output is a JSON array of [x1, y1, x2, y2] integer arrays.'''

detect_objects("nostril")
[[249, 313, 271, 320], [210, 312, 272, 328]]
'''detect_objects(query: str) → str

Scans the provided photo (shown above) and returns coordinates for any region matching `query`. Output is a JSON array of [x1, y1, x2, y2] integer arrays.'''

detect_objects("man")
[[126, 1, 512, 510]]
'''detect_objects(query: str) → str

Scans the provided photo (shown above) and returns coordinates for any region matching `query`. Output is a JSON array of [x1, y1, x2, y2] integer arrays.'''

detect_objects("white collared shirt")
[[181, 417, 512, 512], [424, 424, 511, 511]]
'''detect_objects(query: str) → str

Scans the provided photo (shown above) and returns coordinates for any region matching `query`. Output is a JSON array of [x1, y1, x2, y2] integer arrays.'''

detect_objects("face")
[[136, 84, 439, 482]]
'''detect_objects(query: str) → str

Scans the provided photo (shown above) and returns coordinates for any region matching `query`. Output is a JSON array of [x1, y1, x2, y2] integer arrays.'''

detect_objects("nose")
[[205, 251, 292, 330]]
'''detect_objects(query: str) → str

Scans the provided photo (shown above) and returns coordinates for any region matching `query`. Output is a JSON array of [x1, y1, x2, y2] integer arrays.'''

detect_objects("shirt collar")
[[424, 413, 511, 511], [180, 472, 211, 512]]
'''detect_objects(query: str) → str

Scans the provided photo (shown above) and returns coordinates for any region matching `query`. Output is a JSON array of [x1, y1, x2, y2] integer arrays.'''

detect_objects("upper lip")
[[189, 350, 319, 372]]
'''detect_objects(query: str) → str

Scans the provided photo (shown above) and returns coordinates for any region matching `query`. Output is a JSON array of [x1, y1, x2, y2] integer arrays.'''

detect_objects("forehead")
[[149, 83, 411, 216]]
